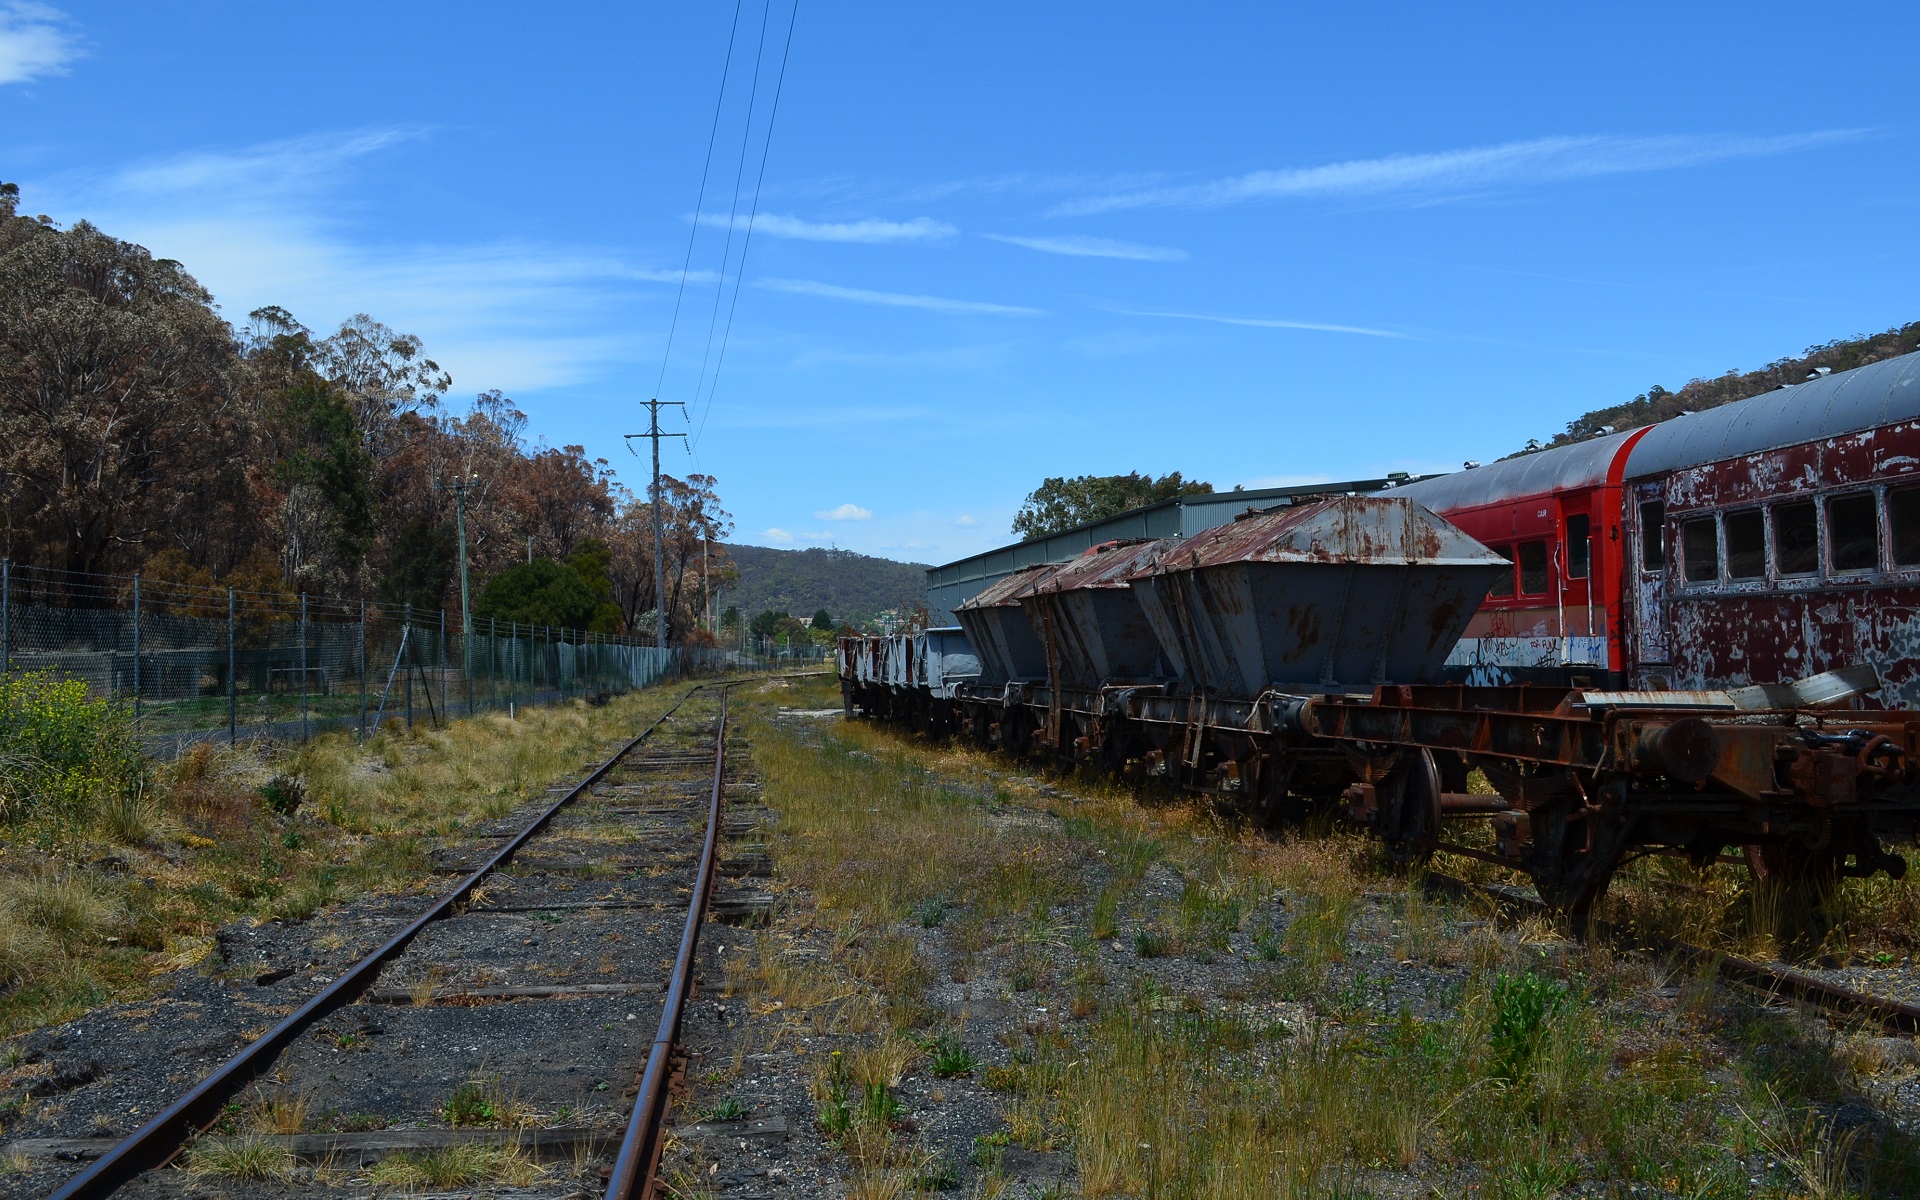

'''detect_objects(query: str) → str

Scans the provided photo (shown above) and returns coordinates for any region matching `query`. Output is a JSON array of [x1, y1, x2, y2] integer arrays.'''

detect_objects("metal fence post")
[[358, 598, 368, 739], [299, 592, 309, 742], [132, 572, 141, 722], [403, 603, 414, 732], [439, 608, 448, 719], [1, 558, 10, 675], [462, 607, 473, 718], [227, 587, 236, 745]]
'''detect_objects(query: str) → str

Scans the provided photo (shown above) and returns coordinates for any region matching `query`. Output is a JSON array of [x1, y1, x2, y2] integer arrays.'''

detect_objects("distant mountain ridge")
[[721, 544, 928, 623]]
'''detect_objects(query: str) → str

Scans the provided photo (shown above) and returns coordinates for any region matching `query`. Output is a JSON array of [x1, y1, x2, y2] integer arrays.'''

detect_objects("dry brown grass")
[[0, 682, 693, 1037]]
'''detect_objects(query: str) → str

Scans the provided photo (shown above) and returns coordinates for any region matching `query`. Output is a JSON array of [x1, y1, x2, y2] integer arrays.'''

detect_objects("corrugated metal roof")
[[1625, 351, 1920, 478], [1390, 427, 1642, 513]]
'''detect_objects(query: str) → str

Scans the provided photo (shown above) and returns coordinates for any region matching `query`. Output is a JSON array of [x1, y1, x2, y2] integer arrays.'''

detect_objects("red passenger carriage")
[[1399, 351, 1920, 708]]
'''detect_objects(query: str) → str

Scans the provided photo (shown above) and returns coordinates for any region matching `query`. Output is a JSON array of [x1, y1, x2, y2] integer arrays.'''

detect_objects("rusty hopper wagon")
[[951, 562, 1059, 686], [1021, 537, 1174, 691], [1128, 496, 1506, 694], [842, 494, 1920, 926]]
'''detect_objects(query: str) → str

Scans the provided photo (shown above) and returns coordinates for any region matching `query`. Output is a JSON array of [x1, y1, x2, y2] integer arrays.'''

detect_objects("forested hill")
[[722, 544, 927, 623], [1538, 320, 1920, 453]]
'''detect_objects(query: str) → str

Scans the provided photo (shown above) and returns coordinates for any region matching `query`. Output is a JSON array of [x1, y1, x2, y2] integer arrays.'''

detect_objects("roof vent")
[[1463, 460, 1481, 469], [1524, 438, 1542, 451], [1809, 366, 1833, 379], [1387, 471, 1410, 482]]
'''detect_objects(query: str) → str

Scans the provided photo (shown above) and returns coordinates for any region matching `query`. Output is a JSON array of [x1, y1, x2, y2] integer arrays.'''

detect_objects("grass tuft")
[[186, 1135, 293, 1180]]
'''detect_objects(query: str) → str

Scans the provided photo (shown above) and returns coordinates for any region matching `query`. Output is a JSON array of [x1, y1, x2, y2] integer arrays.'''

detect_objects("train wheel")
[[1526, 796, 1628, 938], [1381, 748, 1442, 865]]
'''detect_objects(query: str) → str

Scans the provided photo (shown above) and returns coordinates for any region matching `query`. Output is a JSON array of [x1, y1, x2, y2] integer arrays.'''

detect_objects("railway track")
[[1424, 869, 1920, 1035], [33, 683, 754, 1199]]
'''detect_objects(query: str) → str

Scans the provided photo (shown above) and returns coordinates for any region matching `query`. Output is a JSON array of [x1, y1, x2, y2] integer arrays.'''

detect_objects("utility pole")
[[625, 399, 685, 652], [437, 472, 480, 713]]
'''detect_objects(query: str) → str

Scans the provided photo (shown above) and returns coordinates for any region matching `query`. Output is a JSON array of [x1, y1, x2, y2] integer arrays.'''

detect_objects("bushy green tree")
[[1012, 471, 1212, 540], [474, 559, 598, 630], [811, 608, 833, 630], [750, 609, 791, 638], [564, 538, 624, 633]]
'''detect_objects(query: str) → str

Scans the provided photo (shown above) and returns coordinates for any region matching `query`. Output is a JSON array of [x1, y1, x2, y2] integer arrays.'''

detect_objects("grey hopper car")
[[1020, 537, 1176, 690], [953, 562, 1059, 685], [1126, 496, 1509, 694]]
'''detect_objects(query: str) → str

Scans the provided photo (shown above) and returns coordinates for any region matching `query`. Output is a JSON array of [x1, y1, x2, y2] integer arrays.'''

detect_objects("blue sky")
[[5, 3, 1917, 566]]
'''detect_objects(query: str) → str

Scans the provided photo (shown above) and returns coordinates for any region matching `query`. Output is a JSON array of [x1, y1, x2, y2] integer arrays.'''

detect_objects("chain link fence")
[[0, 561, 749, 757]]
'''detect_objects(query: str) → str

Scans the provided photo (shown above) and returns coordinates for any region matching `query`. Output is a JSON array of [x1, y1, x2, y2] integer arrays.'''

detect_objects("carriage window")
[[1488, 545, 1515, 597], [1517, 541, 1549, 595], [1891, 487, 1920, 567], [1638, 501, 1665, 570], [1565, 514, 1590, 579], [1682, 517, 1719, 583], [1773, 500, 1818, 575], [1828, 492, 1880, 572], [1724, 509, 1765, 579]]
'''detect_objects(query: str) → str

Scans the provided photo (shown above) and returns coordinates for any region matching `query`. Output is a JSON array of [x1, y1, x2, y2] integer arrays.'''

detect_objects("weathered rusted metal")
[[605, 696, 731, 1200], [1125, 496, 1509, 693], [953, 563, 1060, 684], [1022, 538, 1174, 690]]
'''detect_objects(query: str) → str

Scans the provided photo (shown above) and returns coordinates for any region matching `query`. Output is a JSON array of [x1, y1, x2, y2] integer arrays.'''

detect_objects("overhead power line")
[[694, 0, 801, 450], [653, 0, 749, 401], [688, 0, 777, 419]]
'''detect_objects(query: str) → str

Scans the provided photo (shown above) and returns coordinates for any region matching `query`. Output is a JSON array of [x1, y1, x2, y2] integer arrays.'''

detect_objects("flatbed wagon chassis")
[[845, 672, 1920, 922]]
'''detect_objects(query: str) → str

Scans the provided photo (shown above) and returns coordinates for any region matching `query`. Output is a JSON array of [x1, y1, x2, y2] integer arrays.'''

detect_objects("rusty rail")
[[1425, 870, 1920, 1034], [47, 686, 712, 1200], [605, 688, 731, 1199]]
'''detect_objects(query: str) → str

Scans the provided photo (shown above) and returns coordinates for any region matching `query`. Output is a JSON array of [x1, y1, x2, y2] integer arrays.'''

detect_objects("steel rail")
[[49, 685, 712, 1200], [1424, 869, 1920, 1034], [605, 687, 731, 1199]]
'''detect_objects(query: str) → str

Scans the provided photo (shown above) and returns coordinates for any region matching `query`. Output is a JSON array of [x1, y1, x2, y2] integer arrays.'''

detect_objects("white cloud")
[[762, 528, 795, 544], [109, 129, 422, 198], [984, 233, 1186, 262], [22, 131, 723, 394], [1100, 305, 1408, 339], [0, 2, 79, 86], [697, 211, 956, 243], [1055, 131, 1868, 215], [816, 503, 873, 521], [953, 514, 979, 527], [757, 277, 1041, 316]]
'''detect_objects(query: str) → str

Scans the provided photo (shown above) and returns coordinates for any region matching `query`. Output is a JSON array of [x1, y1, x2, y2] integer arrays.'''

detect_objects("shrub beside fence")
[[0, 561, 753, 756]]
